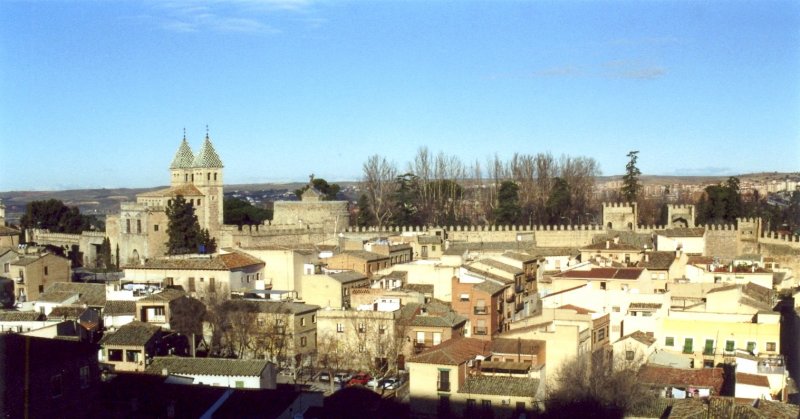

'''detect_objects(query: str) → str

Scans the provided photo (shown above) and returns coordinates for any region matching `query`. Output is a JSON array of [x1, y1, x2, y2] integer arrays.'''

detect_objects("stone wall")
[[271, 201, 349, 233]]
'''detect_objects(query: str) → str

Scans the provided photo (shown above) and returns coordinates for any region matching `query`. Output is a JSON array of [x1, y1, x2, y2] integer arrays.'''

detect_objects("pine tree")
[[620, 151, 641, 204], [166, 195, 202, 255], [495, 181, 521, 225]]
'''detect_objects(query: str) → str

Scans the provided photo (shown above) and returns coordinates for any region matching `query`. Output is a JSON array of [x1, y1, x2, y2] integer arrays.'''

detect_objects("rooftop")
[[637, 251, 677, 270], [328, 271, 369, 284], [104, 300, 137, 316], [408, 337, 491, 365], [100, 321, 160, 346], [0, 310, 44, 321], [137, 288, 186, 303], [616, 330, 657, 346], [138, 183, 204, 198], [582, 241, 640, 251], [552, 267, 645, 280], [126, 251, 264, 271], [638, 365, 724, 395], [332, 250, 389, 262], [147, 356, 270, 377], [43, 282, 106, 306], [459, 375, 540, 398], [490, 338, 542, 355]]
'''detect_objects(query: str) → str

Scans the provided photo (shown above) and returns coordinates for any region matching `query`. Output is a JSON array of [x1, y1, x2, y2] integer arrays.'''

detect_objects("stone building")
[[106, 134, 224, 264]]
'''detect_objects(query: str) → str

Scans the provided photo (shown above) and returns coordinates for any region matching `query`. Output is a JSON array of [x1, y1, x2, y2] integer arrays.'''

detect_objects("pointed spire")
[[192, 129, 223, 168], [170, 132, 195, 169]]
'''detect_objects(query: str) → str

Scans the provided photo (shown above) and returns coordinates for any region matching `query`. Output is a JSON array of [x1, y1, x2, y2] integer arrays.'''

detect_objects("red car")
[[346, 372, 372, 386]]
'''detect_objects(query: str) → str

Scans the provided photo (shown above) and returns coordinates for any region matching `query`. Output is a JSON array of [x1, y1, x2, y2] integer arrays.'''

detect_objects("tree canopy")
[[620, 150, 641, 204], [494, 180, 521, 225], [20, 199, 102, 233], [294, 178, 341, 200], [223, 197, 272, 226], [166, 195, 216, 255]]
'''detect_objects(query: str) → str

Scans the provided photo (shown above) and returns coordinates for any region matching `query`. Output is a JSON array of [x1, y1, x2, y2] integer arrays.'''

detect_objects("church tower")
[[191, 133, 224, 237], [170, 134, 195, 187]]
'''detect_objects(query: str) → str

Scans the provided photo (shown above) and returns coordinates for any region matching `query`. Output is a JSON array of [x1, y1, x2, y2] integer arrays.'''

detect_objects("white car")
[[381, 377, 400, 390], [366, 378, 381, 389]]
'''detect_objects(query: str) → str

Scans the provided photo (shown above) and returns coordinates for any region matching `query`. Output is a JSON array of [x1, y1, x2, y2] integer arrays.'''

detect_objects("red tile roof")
[[558, 304, 594, 315], [736, 372, 769, 388], [408, 337, 491, 366], [638, 365, 724, 395], [553, 267, 645, 280]]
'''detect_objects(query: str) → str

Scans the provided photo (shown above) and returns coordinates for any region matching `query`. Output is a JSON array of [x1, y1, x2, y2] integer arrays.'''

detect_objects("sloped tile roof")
[[490, 338, 541, 355], [333, 250, 389, 262], [218, 251, 265, 269], [616, 330, 657, 346], [36, 291, 78, 303], [474, 258, 523, 275], [0, 225, 20, 236], [138, 288, 186, 303], [408, 337, 491, 365], [231, 299, 319, 315], [131, 252, 263, 271], [192, 136, 223, 168], [328, 271, 368, 284], [474, 280, 506, 295], [637, 251, 676, 270], [104, 300, 137, 316], [638, 365, 724, 394], [100, 321, 160, 346], [501, 251, 537, 262], [459, 375, 540, 398], [138, 183, 204, 198], [0, 310, 44, 321], [558, 304, 594, 314], [736, 372, 769, 387], [44, 282, 106, 306], [170, 138, 195, 169], [47, 306, 89, 319], [553, 267, 645, 280], [582, 241, 640, 251], [147, 356, 269, 377]]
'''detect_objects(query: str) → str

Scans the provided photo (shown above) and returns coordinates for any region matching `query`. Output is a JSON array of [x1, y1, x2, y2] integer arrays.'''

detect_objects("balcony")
[[514, 283, 524, 293], [515, 301, 524, 312], [703, 347, 716, 356], [437, 380, 451, 392], [473, 306, 488, 315], [473, 327, 488, 336], [506, 294, 515, 303], [683, 347, 694, 354]]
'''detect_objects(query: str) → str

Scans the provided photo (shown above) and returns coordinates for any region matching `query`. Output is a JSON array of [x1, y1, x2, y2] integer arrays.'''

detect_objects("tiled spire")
[[170, 133, 195, 169], [192, 132, 224, 168]]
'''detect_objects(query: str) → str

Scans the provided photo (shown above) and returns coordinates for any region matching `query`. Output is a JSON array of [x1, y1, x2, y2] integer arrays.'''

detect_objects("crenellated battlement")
[[667, 204, 693, 210], [736, 217, 760, 224], [603, 202, 636, 208], [342, 224, 606, 234], [701, 224, 736, 231]]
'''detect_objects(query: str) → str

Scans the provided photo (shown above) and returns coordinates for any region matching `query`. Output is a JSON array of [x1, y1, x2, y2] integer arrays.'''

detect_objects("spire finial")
[[205, 125, 209, 139], [183, 127, 186, 140]]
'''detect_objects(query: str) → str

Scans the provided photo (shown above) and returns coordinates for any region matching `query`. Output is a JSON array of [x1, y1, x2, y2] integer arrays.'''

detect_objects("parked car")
[[347, 372, 372, 386], [333, 372, 352, 384], [380, 376, 401, 390], [366, 377, 381, 389], [318, 371, 331, 382]]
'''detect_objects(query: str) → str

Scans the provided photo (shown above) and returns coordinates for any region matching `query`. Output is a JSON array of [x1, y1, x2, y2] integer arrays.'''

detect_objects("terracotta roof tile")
[[638, 365, 724, 395], [147, 356, 269, 377], [100, 321, 160, 346], [459, 375, 540, 398], [490, 338, 542, 355], [553, 267, 645, 280], [138, 183, 204, 198], [408, 337, 492, 365], [736, 372, 769, 388]]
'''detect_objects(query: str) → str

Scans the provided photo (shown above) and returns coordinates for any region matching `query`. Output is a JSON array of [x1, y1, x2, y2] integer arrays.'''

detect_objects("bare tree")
[[544, 351, 654, 419], [362, 154, 398, 229]]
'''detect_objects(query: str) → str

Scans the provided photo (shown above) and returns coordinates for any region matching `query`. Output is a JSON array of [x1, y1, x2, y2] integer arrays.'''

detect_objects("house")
[[223, 299, 319, 367], [9, 251, 71, 303], [134, 288, 188, 328], [0, 334, 100, 419], [613, 330, 657, 367], [122, 250, 265, 298], [300, 270, 370, 309], [237, 246, 320, 294], [638, 364, 726, 398], [654, 227, 706, 254], [451, 275, 506, 340], [400, 300, 467, 355], [99, 321, 162, 372], [315, 306, 402, 373], [364, 239, 413, 265], [325, 250, 391, 278], [580, 237, 642, 266], [490, 338, 545, 365], [735, 372, 772, 400], [407, 337, 543, 418], [548, 267, 652, 293], [145, 356, 278, 389], [103, 300, 136, 330], [34, 282, 106, 316], [636, 250, 687, 287]]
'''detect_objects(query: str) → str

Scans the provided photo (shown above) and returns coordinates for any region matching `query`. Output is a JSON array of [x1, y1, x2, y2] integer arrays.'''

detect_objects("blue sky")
[[1, 0, 798, 191]]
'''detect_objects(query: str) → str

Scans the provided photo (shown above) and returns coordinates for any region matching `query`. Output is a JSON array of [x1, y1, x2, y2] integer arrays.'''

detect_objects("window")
[[108, 349, 123, 361], [301, 317, 306, 327], [312, 314, 316, 324], [433, 332, 442, 346], [336, 323, 344, 333], [459, 293, 470, 302], [137, 219, 142, 234], [747, 341, 757, 353], [683, 338, 694, 354], [80, 366, 90, 389], [154, 224, 159, 232], [214, 173, 217, 181], [379, 325, 387, 334], [725, 340, 735, 352], [51, 374, 63, 398], [596, 327, 606, 342], [207, 173, 211, 181], [358, 322, 366, 333], [126, 350, 141, 363], [481, 400, 492, 410], [301, 336, 307, 347], [432, 245, 437, 251], [437, 369, 450, 392], [257, 318, 265, 327], [235, 381, 244, 388], [44, 266, 48, 275], [197, 199, 201, 206], [626, 350, 635, 361], [466, 399, 476, 409], [766, 342, 777, 352], [665, 337, 675, 347], [126, 219, 131, 233], [438, 395, 450, 414], [703, 339, 715, 355], [2, 263, 8, 273], [188, 277, 195, 292], [600, 281, 607, 290], [416, 331, 425, 344], [209, 277, 215, 293]]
